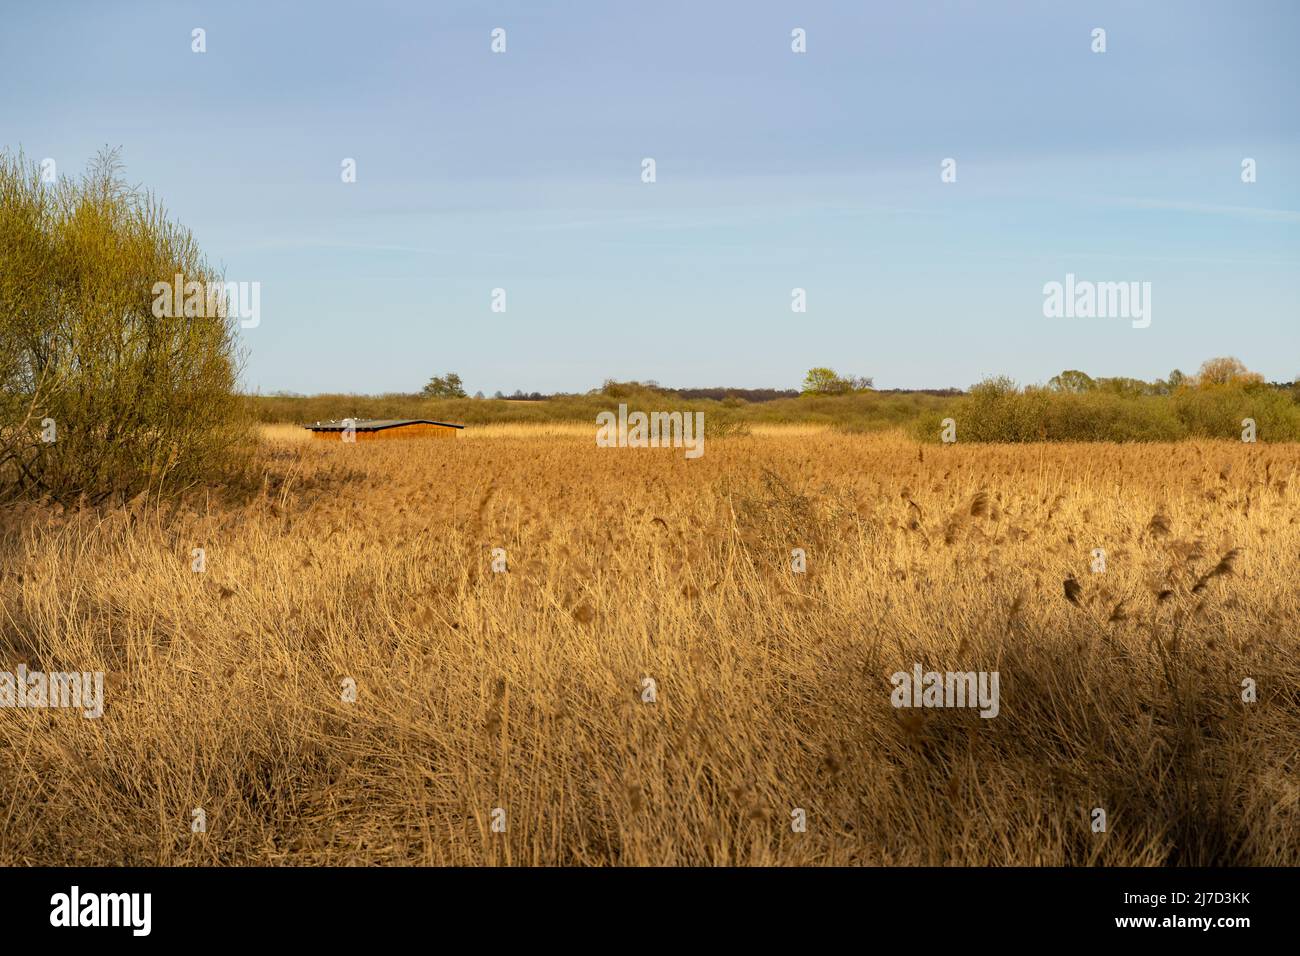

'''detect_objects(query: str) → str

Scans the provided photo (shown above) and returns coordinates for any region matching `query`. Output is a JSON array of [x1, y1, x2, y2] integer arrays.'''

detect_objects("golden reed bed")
[[0, 428, 1296, 865]]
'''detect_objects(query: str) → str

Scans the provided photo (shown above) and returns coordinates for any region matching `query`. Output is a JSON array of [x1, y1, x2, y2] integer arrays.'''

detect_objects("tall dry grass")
[[0, 428, 1296, 865]]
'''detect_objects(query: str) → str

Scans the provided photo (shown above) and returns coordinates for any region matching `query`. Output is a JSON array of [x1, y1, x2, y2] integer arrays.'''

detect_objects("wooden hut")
[[304, 419, 464, 441]]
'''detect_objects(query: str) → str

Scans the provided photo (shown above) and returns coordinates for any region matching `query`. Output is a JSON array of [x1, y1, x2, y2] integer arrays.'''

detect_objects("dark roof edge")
[[303, 420, 466, 431]]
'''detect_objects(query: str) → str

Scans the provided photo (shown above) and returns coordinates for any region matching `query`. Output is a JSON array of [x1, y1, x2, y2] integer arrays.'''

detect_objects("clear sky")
[[2, 0, 1296, 394]]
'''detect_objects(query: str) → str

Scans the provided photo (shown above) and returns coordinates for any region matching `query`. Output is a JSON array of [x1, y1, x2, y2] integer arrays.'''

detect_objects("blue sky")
[[2, 0, 1296, 393]]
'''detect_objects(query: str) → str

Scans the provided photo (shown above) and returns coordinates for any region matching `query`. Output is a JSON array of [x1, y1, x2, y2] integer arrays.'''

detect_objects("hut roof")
[[303, 419, 465, 432]]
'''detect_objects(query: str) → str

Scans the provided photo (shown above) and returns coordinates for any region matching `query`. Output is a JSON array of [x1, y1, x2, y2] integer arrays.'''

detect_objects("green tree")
[[801, 368, 872, 395], [422, 372, 466, 398], [1047, 369, 1096, 393], [0, 148, 247, 503]]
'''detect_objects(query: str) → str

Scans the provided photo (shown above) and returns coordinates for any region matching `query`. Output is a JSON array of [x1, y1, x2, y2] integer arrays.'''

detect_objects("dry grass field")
[[0, 426, 1297, 865]]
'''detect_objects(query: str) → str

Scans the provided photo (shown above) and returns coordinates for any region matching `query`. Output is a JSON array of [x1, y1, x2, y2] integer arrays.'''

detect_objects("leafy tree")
[[0, 148, 247, 503], [1047, 369, 1096, 393], [422, 372, 466, 398], [1195, 356, 1261, 387], [801, 368, 872, 395]]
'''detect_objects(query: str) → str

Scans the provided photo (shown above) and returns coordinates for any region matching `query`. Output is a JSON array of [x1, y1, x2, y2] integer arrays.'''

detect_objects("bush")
[[1173, 382, 1300, 441], [0, 149, 250, 503], [914, 376, 1300, 443]]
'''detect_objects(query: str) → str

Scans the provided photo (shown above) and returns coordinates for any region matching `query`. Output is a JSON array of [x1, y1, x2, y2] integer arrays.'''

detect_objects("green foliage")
[[801, 367, 872, 395], [249, 387, 951, 435], [597, 379, 668, 402], [1047, 369, 1096, 393], [1095, 376, 1157, 398], [250, 360, 1300, 445], [0, 149, 249, 503], [1172, 381, 1300, 440], [914, 376, 1300, 443], [421, 372, 466, 398]]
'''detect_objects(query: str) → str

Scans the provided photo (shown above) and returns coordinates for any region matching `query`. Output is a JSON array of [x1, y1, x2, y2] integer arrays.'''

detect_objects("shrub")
[[0, 149, 250, 503], [914, 376, 1300, 443], [1173, 382, 1300, 441]]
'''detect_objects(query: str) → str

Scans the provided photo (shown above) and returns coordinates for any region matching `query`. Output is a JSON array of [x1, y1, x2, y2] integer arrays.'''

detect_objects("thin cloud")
[[1107, 197, 1300, 223]]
